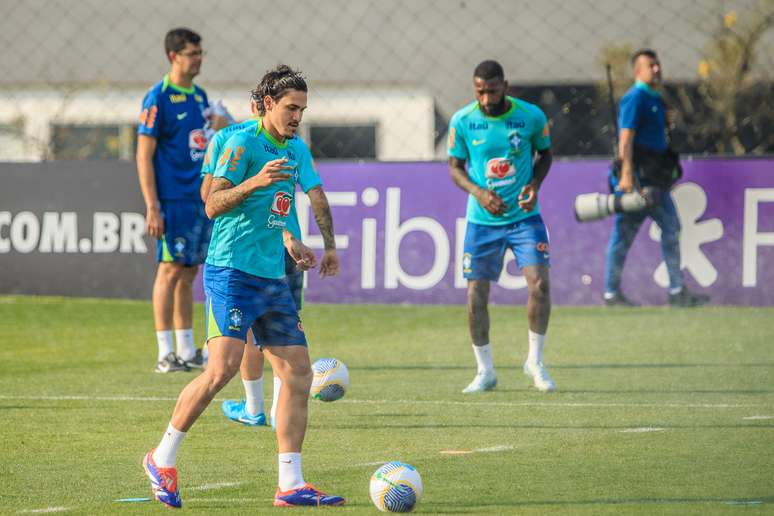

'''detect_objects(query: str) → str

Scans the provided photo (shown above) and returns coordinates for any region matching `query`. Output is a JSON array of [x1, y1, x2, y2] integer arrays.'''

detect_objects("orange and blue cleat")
[[274, 483, 345, 507], [143, 450, 182, 508]]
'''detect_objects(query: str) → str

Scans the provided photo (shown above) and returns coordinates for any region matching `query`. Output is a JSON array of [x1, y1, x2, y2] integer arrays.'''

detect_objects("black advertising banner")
[[0, 161, 155, 299]]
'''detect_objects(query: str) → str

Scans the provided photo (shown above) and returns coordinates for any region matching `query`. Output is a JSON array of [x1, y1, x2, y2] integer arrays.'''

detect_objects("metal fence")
[[0, 0, 772, 162]]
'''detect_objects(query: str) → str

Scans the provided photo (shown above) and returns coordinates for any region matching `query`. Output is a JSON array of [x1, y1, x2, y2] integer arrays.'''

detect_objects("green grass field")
[[1, 296, 773, 515]]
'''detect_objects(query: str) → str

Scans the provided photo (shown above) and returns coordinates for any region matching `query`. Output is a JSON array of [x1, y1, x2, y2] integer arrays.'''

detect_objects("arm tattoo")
[[205, 177, 246, 218], [307, 186, 336, 250]]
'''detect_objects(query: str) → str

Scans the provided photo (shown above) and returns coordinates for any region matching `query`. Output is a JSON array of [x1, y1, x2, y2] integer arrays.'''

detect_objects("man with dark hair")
[[198, 86, 340, 430], [142, 65, 345, 509], [137, 28, 226, 373], [603, 49, 709, 307], [448, 59, 557, 394]]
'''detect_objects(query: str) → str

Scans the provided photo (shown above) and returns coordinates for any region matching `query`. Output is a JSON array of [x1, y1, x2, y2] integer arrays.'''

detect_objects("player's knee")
[[283, 361, 313, 394], [467, 282, 489, 309], [206, 362, 240, 391], [529, 274, 550, 299], [157, 264, 184, 285]]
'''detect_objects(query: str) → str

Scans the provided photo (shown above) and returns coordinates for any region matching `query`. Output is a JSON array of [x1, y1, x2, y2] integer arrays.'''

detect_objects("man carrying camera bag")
[[603, 49, 709, 308]]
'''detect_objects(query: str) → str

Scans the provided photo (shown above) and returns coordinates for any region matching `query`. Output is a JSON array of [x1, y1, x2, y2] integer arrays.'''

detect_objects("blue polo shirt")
[[619, 81, 667, 152], [137, 74, 210, 201]]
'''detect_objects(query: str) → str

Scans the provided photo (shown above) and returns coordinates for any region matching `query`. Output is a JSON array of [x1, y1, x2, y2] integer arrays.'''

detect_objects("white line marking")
[[353, 460, 390, 467], [474, 445, 514, 453], [0, 395, 763, 409], [18, 508, 69, 514], [191, 481, 244, 491], [186, 497, 268, 503], [619, 427, 666, 433], [742, 415, 774, 420]]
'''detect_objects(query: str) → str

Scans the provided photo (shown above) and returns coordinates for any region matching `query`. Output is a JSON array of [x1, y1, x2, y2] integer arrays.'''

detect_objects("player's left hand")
[[319, 250, 339, 278], [285, 238, 317, 271], [518, 183, 538, 212]]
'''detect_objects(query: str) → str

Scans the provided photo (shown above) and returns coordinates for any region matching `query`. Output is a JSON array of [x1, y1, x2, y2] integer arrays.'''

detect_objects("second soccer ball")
[[310, 358, 349, 402]]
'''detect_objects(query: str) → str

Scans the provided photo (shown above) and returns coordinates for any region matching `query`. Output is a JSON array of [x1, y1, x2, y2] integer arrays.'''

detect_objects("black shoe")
[[603, 292, 638, 307], [669, 288, 710, 307], [155, 352, 190, 373], [183, 348, 206, 370]]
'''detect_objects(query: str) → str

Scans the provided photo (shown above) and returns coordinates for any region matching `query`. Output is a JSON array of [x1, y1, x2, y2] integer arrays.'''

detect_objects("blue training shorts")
[[157, 200, 212, 266], [204, 263, 307, 348], [462, 215, 550, 281]]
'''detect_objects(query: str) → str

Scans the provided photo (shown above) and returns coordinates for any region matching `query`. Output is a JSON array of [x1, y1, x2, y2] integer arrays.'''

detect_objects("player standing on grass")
[[137, 28, 227, 373], [198, 90, 339, 429], [143, 65, 345, 508], [448, 60, 557, 393]]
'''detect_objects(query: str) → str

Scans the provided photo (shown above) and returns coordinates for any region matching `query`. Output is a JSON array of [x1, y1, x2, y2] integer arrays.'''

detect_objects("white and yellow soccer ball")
[[369, 461, 423, 512], [310, 358, 349, 402]]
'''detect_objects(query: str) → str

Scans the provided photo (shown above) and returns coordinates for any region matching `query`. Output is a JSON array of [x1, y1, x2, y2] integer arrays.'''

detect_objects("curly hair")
[[250, 65, 307, 115]]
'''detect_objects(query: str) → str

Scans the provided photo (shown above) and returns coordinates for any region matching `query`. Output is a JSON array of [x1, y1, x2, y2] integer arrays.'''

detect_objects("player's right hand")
[[617, 173, 634, 193], [251, 158, 293, 189], [146, 206, 164, 238], [476, 189, 507, 216]]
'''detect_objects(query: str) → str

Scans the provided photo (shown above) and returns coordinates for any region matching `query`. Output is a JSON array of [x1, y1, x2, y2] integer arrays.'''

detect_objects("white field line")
[[618, 427, 666, 433], [18, 508, 69, 514], [742, 415, 773, 420], [0, 395, 765, 410], [190, 481, 244, 491]]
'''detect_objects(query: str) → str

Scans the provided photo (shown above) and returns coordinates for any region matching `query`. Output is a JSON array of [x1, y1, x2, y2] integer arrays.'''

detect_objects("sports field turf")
[[1, 296, 772, 514]]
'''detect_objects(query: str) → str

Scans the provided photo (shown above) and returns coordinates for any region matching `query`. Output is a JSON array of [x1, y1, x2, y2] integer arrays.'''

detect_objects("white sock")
[[175, 328, 195, 361], [156, 330, 174, 362], [278, 452, 305, 491], [153, 423, 186, 467], [472, 343, 494, 374], [243, 377, 265, 416], [271, 376, 281, 424], [669, 286, 683, 295], [527, 330, 545, 364]]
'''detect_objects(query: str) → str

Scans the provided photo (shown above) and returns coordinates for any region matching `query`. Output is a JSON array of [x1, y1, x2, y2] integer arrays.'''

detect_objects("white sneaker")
[[523, 362, 556, 392], [462, 370, 497, 393]]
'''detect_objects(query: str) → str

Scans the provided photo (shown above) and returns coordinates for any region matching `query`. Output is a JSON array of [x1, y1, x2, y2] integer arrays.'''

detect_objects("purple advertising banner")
[[193, 158, 774, 306]]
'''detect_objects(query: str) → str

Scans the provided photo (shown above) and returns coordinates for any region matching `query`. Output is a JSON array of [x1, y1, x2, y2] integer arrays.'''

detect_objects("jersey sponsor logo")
[[472, 138, 486, 146], [264, 144, 279, 156], [176, 112, 188, 121], [448, 127, 456, 148], [139, 106, 158, 129], [189, 129, 208, 161], [169, 94, 187, 104], [189, 129, 208, 151], [507, 120, 526, 129], [485, 158, 515, 179], [270, 191, 293, 217], [469, 121, 488, 131]]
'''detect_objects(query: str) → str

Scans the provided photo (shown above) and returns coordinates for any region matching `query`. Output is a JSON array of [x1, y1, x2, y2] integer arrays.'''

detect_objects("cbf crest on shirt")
[[448, 96, 551, 226], [137, 74, 210, 201], [206, 120, 322, 279]]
